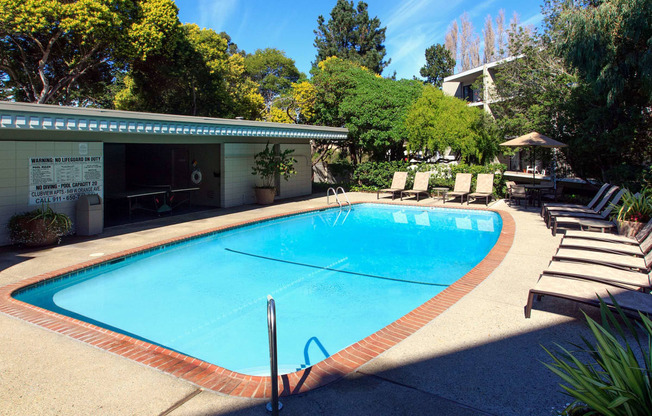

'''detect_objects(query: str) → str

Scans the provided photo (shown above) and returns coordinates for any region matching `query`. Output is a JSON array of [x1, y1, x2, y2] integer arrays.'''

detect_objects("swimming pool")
[[13, 204, 502, 377]]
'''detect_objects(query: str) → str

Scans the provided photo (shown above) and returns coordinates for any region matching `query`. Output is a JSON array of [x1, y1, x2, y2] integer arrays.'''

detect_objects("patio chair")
[[543, 260, 652, 291], [467, 174, 494, 206], [377, 172, 408, 200], [443, 173, 472, 204], [552, 246, 651, 273], [544, 185, 618, 226], [507, 183, 528, 206], [559, 229, 652, 257], [550, 189, 626, 235], [541, 183, 610, 218], [525, 274, 652, 318], [400, 172, 431, 202], [563, 218, 652, 245]]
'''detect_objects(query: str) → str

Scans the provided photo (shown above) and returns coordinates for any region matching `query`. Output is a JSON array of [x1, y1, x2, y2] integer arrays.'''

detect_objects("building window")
[[462, 85, 481, 103]]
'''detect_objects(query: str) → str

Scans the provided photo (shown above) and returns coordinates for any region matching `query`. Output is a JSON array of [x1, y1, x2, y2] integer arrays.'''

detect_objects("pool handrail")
[[266, 295, 282, 414], [326, 187, 340, 207], [326, 187, 351, 209], [336, 187, 351, 208]]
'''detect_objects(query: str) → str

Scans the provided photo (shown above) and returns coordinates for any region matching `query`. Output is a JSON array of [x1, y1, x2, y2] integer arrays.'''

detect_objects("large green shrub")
[[544, 298, 652, 416], [350, 160, 411, 191]]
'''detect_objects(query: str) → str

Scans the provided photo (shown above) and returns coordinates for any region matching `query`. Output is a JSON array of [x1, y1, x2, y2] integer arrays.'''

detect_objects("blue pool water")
[[15, 204, 502, 375]]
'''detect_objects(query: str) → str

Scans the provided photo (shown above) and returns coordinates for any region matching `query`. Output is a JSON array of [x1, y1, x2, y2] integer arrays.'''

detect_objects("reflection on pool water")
[[15, 204, 502, 375]]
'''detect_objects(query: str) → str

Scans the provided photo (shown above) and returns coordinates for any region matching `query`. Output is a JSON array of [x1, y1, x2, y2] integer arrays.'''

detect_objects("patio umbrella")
[[500, 132, 567, 184]]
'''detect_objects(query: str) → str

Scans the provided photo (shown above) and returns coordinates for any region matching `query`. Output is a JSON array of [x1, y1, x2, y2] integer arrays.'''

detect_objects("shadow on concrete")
[[171, 302, 608, 416], [0, 246, 33, 273]]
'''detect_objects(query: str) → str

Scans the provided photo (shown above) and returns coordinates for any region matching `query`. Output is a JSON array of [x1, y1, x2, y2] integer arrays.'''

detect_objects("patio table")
[[524, 184, 553, 207]]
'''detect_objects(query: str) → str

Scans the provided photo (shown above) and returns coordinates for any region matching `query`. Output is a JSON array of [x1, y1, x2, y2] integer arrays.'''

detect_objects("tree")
[[489, 4, 651, 184], [419, 44, 455, 88], [507, 12, 522, 55], [115, 24, 264, 119], [445, 21, 459, 69], [460, 13, 474, 70], [405, 86, 483, 161], [244, 48, 301, 108], [496, 10, 507, 58], [470, 35, 481, 68], [0, 0, 181, 105], [310, 56, 422, 163], [339, 76, 423, 161], [313, 0, 390, 74], [545, 0, 652, 182], [483, 15, 496, 63]]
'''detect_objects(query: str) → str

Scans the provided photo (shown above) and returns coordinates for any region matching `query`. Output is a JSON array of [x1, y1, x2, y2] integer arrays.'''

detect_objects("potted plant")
[[251, 143, 297, 204], [8, 205, 72, 247], [610, 189, 652, 238]]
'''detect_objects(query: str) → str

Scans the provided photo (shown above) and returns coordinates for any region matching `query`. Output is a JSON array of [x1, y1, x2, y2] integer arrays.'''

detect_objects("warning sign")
[[29, 156, 103, 205]]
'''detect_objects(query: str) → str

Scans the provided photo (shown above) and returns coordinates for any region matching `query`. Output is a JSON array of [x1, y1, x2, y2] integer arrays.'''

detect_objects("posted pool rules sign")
[[29, 156, 103, 205]]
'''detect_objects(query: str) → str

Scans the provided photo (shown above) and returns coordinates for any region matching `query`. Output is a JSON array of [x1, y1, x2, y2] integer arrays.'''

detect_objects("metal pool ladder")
[[326, 186, 351, 209], [266, 295, 282, 414]]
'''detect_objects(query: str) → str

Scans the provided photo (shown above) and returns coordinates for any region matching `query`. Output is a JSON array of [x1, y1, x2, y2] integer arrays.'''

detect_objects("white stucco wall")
[[279, 143, 311, 199], [222, 142, 266, 208], [221, 142, 313, 208], [0, 141, 104, 245]]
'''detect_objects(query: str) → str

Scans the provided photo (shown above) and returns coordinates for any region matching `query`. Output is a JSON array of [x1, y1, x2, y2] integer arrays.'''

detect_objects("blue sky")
[[173, 0, 544, 80]]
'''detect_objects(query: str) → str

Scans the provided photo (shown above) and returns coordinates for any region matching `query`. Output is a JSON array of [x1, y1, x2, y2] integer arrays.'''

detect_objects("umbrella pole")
[[531, 147, 536, 185]]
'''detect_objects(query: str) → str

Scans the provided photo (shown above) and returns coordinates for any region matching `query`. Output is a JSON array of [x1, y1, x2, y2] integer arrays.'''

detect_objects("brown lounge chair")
[[563, 218, 652, 245], [467, 173, 494, 206], [543, 261, 652, 291], [559, 228, 652, 257], [540, 183, 610, 217], [550, 189, 626, 235], [552, 247, 652, 273], [377, 172, 408, 200], [400, 172, 431, 201], [443, 173, 472, 204], [525, 274, 652, 318], [545, 185, 619, 227]]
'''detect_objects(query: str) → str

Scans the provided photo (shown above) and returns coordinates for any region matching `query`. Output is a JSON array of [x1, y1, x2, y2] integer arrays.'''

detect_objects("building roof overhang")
[[0, 102, 349, 142], [443, 55, 522, 84]]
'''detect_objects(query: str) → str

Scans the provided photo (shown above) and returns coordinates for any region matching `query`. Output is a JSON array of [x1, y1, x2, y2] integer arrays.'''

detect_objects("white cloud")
[[385, 22, 442, 79], [384, 0, 433, 32], [522, 12, 544, 28], [197, 0, 239, 31]]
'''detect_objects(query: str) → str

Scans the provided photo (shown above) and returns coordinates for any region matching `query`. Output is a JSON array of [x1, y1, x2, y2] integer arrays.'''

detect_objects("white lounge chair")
[[444, 173, 472, 204], [400, 172, 431, 202], [377, 172, 408, 200], [467, 174, 494, 206]]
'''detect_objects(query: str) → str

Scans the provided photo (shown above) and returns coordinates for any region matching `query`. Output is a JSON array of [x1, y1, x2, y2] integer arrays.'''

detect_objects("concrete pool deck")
[[0, 193, 599, 415]]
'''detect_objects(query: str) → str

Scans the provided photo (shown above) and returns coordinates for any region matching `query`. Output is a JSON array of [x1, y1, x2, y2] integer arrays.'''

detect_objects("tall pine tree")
[[313, 0, 390, 74], [419, 44, 455, 88]]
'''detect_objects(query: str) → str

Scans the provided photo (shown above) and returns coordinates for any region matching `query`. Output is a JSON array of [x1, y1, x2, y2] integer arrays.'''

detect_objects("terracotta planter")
[[12, 217, 60, 247], [254, 187, 276, 205], [616, 220, 645, 238]]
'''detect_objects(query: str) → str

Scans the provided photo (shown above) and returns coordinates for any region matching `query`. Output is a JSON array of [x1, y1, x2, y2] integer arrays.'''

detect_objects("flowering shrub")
[[610, 189, 652, 223]]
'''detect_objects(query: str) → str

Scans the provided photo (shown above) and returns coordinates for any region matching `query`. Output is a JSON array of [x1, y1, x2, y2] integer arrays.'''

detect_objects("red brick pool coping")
[[0, 202, 514, 399]]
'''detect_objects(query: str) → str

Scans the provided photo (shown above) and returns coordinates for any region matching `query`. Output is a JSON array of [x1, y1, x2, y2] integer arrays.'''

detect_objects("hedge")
[[349, 161, 508, 198]]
